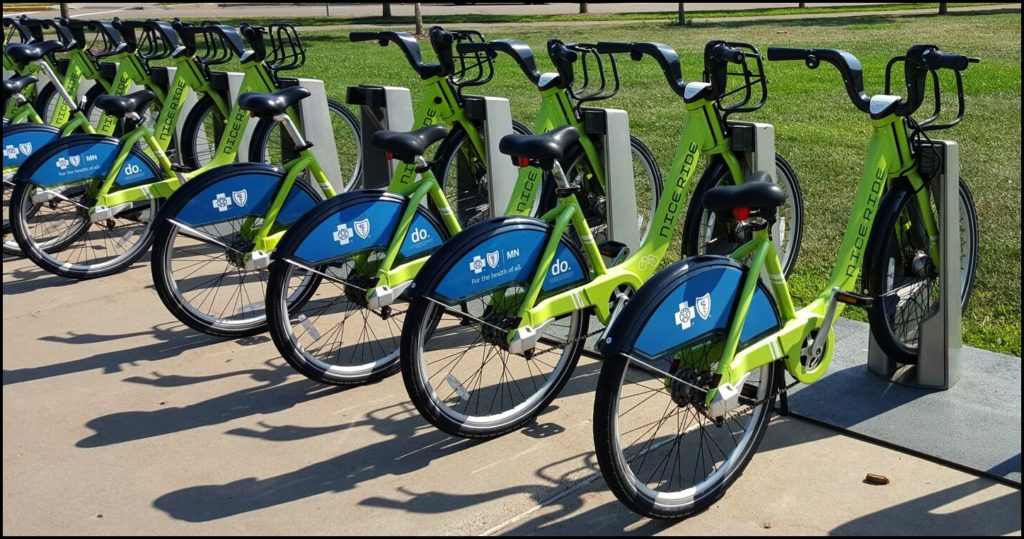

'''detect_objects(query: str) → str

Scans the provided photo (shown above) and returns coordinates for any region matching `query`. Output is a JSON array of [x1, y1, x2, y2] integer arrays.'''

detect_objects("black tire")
[[552, 135, 663, 249], [10, 180, 159, 279], [266, 204, 451, 386], [682, 154, 804, 277], [593, 345, 776, 520], [400, 224, 590, 439], [247, 99, 362, 192], [177, 93, 230, 170], [431, 119, 531, 226], [863, 177, 979, 364], [150, 179, 325, 338]]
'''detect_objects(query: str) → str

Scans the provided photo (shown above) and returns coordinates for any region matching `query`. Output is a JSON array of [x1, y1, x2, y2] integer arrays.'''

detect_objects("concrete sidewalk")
[[2, 254, 1020, 535]]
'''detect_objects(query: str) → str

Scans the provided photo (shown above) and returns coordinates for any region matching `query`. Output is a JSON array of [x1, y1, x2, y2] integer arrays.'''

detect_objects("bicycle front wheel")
[[178, 93, 229, 170], [593, 338, 776, 520], [433, 119, 532, 226], [682, 154, 804, 277], [863, 177, 979, 364], [557, 135, 663, 249], [248, 99, 362, 192]]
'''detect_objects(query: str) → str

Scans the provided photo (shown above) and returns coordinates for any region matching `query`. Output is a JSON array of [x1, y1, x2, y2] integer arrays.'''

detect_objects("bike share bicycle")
[[399, 40, 805, 439], [261, 36, 667, 386], [146, 25, 502, 339], [8, 21, 346, 279], [591, 43, 979, 519], [4, 17, 179, 257]]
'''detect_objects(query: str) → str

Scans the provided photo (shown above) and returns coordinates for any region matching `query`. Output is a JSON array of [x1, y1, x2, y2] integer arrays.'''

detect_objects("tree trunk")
[[580, 3, 588, 14], [415, 3, 423, 35], [939, 2, 948, 14], [59, 2, 70, 18], [325, 3, 330, 16], [382, 2, 391, 18], [677, 2, 686, 26], [798, 2, 806, 8]]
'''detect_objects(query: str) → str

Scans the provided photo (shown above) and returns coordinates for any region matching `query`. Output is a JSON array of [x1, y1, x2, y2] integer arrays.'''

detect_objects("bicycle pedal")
[[598, 240, 629, 266], [835, 290, 874, 309]]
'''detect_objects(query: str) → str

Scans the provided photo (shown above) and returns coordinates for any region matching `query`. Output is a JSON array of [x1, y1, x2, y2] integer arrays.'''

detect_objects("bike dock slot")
[[346, 84, 414, 188], [462, 94, 517, 215], [867, 139, 961, 389]]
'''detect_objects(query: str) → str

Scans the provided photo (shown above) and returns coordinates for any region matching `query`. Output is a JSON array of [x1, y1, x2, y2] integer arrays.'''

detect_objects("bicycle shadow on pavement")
[[151, 402, 481, 522], [353, 417, 837, 535], [3, 322, 221, 386], [76, 367, 347, 448], [1, 263, 80, 295]]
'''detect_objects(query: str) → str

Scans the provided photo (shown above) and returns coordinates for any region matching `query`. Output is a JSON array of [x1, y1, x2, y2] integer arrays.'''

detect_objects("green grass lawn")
[[270, 11, 1021, 355]]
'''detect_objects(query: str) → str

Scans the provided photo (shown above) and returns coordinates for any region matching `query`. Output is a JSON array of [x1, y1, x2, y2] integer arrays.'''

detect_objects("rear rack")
[[703, 40, 767, 122]]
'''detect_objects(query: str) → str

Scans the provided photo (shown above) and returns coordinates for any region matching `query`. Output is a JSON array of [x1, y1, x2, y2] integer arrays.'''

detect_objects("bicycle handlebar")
[[707, 41, 744, 64], [769, 45, 976, 118], [768, 47, 870, 113], [349, 30, 442, 79], [4, 16, 48, 43], [204, 23, 247, 58], [596, 41, 686, 97], [457, 39, 542, 85]]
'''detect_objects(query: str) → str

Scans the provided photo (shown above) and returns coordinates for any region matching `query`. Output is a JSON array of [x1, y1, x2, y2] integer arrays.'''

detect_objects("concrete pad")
[[3, 255, 1021, 535], [788, 318, 1022, 484]]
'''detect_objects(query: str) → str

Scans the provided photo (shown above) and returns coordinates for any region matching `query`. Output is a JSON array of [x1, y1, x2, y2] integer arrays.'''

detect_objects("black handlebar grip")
[[429, 26, 456, 76], [766, 47, 810, 62], [594, 41, 633, 55], [923, 49, 971, 71], [713, 43, 744, 64], [348, 31, 381, 43], [456, 41, 490, 54]]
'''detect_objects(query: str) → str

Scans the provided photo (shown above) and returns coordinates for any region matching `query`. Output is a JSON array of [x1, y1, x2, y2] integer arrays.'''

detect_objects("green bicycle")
[[591, 44, 979, 519], [399, 40, 804, 438], [261, 38, 665, 386], [9, 22, 343, 279]]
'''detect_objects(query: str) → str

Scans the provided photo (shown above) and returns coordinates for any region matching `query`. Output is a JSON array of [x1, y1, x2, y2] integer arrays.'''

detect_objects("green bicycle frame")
[[710, 110, 938, 399], [90, 57, 285, 211], [508, 94, 745, 333], [247, 149, 338, 255]]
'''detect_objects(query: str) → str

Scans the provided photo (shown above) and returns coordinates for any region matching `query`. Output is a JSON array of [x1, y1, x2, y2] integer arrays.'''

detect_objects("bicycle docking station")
[[346, 84, 519, 217], [867, 140, 962, 389], [216, 72, 345, 190], [462, 95, 518, 214], [346, 85, 414, 189], [583, 107, 641, 254]]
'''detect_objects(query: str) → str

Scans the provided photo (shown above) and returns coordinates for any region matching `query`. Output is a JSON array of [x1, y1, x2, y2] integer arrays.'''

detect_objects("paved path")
[[3, 254, 1020, 535]]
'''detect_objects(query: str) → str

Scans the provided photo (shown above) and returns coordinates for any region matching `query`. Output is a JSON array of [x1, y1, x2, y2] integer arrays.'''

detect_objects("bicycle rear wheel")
[[593, 337, 776, 520], [150, 180, 324, 337], [9, 180, 159, 279]]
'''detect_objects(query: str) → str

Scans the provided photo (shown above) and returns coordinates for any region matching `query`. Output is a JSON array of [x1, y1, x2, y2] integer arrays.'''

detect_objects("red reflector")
[[517, 156, 530, 167], [732, 207, 750, 220], [385, 151, 395, 161]]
